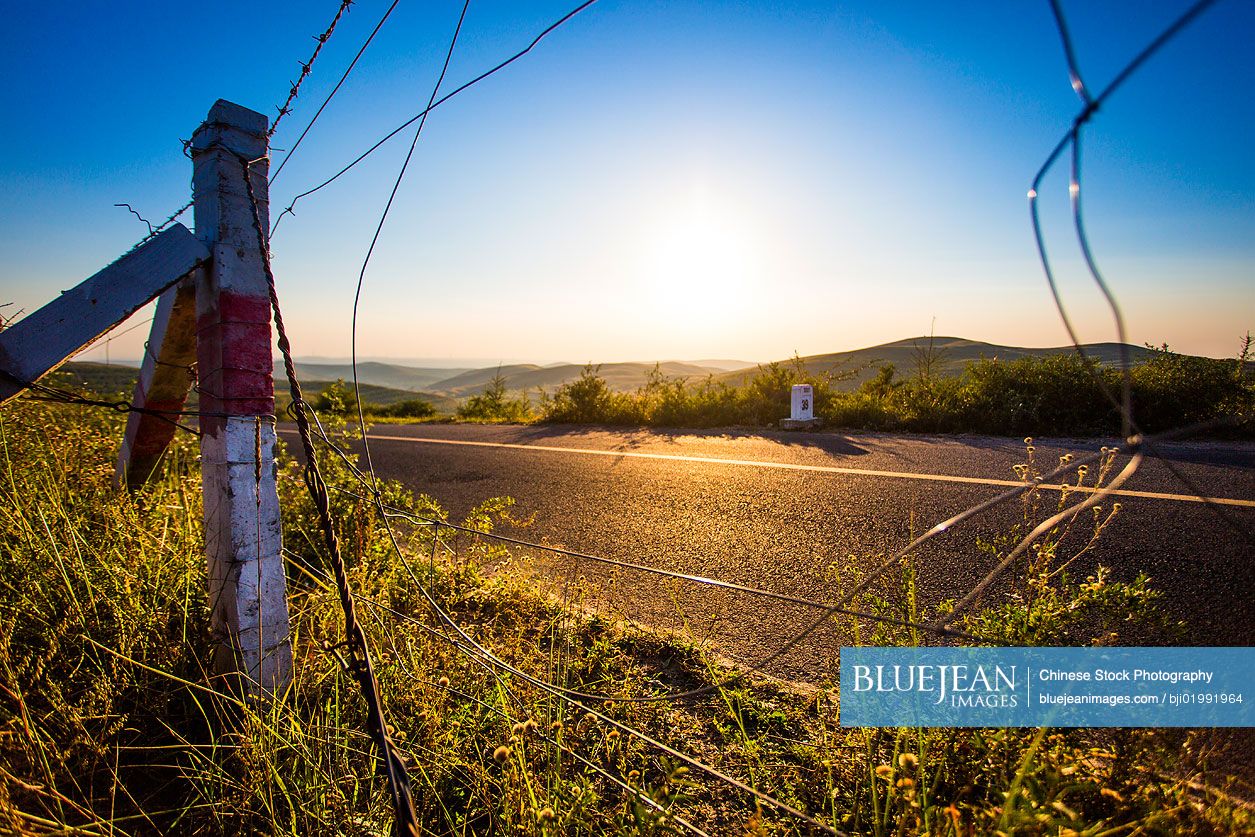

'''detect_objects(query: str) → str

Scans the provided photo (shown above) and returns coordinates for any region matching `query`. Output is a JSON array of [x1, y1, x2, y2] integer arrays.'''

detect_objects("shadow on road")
[[513, 423, 873, 457]]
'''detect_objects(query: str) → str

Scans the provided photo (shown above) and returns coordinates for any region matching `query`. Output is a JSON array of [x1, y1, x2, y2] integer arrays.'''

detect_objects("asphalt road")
[[280, 423, 1255, 684]]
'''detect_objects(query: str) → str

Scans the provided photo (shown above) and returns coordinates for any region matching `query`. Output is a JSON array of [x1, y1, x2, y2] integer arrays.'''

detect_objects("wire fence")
[[3, 0, 1248, 833]]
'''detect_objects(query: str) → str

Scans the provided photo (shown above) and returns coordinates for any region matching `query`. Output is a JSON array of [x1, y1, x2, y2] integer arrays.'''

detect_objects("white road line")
[[279, 429, 1255, 508]]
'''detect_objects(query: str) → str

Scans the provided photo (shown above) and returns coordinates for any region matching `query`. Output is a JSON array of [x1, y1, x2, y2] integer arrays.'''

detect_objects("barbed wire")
[[0, 367, 228, 437], [1031, 0, 1252, 545], [270, 0, 402, 186], [268, 0, 355, 139], [113, 203, 154, 235], [124, 200, 193, 255], [270, 0, 599, 237]]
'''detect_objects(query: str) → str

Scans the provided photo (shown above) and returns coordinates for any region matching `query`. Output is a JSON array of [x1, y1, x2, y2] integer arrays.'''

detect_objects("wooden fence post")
[[116, 278, 198, 487], [191, 100, 292, 697]]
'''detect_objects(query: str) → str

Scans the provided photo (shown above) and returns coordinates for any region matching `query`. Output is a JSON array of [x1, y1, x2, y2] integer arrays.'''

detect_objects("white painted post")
[[191, 100, 292, 697]]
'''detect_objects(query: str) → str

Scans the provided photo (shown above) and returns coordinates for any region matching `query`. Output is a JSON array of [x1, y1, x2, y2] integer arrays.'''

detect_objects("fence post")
[[191, 100, 292, 697], [116, 278, 198, 488]]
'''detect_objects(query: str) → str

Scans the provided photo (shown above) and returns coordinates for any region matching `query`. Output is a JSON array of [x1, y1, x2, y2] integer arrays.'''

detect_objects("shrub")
[[457, 371, 533, 422], [540, 364, 637, 424]]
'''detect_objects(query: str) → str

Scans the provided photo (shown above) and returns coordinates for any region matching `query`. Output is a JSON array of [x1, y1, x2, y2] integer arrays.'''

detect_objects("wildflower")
[[607, 729, 620, 740], [536, 807, 556, 823], [523, 719, 538, 734], [898, 752, 918, 770], [627, 770, 640, 781], [896, 777, 914, 789], [509, 735, 519, 744], [437, 675, 450, 688], [512, 722, 524, 734], [492, 745, 511, 763], [875, 764, 893, 779], [549, 720, 563, 732]]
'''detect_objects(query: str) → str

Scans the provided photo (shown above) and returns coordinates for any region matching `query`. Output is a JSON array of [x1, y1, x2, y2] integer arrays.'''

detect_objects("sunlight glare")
[[637, 187, 762, 333]]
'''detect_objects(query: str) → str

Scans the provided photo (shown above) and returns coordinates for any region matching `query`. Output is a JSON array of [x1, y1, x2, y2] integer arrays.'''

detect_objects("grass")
[[0, 399, 1250, 835]]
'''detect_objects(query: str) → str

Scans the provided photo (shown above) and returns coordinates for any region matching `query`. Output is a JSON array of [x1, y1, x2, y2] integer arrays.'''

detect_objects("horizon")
[[3, 1, 1253, 366], [68, 331, 1243, 372]]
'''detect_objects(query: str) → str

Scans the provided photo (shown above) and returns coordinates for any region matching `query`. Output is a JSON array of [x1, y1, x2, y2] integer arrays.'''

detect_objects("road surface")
[[279, 423, 1254, 684]]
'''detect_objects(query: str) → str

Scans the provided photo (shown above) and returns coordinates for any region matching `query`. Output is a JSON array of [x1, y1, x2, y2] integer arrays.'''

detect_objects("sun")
[[637, 190, 761, 327]]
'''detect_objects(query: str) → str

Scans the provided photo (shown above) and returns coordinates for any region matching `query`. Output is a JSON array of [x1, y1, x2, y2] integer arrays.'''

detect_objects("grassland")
[[0, 399, 1249, 834]]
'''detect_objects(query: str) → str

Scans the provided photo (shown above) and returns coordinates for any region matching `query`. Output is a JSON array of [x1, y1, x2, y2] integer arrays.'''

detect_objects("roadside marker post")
[[781, 383, 821, 430], [791, 384, 814, 421]]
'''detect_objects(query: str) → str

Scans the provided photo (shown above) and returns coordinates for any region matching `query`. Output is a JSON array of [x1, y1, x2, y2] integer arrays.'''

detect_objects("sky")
[[0, 0, 1251, 366]]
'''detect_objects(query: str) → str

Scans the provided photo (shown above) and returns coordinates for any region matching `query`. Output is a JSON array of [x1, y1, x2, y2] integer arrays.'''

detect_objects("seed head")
[[492, 745, 511, 763], [898, 752, 918, 770], [437, 675, 450, 688], [536, 807, 556, 823]]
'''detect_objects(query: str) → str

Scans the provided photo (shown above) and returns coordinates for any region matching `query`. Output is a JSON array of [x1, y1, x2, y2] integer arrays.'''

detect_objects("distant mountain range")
[[56, 337, 1166, 408]]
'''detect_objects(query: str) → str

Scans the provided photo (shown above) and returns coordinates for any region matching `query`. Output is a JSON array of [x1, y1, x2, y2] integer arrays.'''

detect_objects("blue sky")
[[1, 0, 1251, 364]]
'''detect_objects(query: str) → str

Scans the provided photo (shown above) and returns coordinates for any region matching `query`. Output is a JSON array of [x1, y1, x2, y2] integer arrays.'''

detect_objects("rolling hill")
[[425, 361, 730, 397], [717, 337, 1159, 391], [275, 361, 471, 391]]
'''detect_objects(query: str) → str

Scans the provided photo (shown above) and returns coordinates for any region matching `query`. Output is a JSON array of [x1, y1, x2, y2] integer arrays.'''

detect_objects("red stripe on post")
[[197, 292, 274, 426]]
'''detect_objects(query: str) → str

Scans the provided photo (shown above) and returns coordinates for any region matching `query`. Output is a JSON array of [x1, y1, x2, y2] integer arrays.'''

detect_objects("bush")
[[540, 364, 637, 424], [457, 371, 534, 422]]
